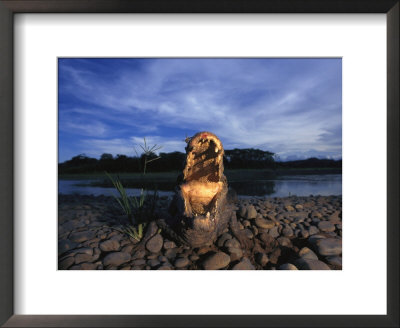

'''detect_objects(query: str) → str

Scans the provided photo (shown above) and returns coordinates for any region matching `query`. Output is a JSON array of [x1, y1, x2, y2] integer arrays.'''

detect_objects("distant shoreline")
[[59, 167, 342, 181]]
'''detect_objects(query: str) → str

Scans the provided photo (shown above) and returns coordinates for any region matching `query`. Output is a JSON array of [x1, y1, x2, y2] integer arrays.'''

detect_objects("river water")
[[58, 174, 341, 198]]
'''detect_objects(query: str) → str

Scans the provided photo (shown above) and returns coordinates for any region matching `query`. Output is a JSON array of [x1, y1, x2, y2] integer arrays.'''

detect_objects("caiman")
[[158, 131, 252, 249]]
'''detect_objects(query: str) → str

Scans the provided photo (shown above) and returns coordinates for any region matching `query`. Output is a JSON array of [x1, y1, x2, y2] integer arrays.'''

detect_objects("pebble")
[[202, 252, 231, 270], [245, 205, 258, 219], [308, 226, 320, 235], [255, 217, 275, 229], [224, 238, 240, 249], [146, 234, 163, 253], [277, 237, 291, 247], [325, 256, 342, 267], [103, 252, 131, 267], [132, 259, 146, 266], [58, 239, 78, 255], [318, 221, 336, 232], [147, 259, 161, 267], [255, 253, 269, 267], [278, 263, 298, 270], [232, 257, 255, 270], [174, 257, 190, 268], [298, 247, 318, 260], [74, 253, 98, 264], [295, 258, 330, 270], [282, 226, 294, 237], [312, 238, 342, 256], [227, 247, 243, 262], [59, 256, 74, 269], [163, 240, 177, 249], [69, 230, 95, 243], [99, 239, 120, 252], [268, 226, 280, 238], [164, 248, 177, 260]]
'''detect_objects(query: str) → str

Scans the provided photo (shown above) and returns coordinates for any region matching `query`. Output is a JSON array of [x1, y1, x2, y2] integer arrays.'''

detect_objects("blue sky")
[[58, 58, 342, 163]]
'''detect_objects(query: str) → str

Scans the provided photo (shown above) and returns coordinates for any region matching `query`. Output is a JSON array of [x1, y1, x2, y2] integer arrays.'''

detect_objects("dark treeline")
[[59, 148, 342, 174]]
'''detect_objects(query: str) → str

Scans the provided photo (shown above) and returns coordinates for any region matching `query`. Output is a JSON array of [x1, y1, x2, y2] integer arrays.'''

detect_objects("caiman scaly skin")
[[164, 132, 250, 248]]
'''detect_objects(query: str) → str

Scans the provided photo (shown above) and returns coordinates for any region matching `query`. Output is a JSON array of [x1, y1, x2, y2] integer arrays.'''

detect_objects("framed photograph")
[[0, 0, 398, 327]]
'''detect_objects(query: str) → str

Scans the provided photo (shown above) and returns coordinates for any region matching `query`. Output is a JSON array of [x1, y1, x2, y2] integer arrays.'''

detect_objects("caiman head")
[[173, 131, 232, 247]]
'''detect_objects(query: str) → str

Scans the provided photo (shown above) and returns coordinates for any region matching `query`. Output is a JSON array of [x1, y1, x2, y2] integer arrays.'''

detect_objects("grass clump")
[[106, 138, 162, 242]]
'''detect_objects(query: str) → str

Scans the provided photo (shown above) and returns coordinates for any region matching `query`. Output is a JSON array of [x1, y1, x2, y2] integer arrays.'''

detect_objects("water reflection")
[[59, 174, 342, 198]]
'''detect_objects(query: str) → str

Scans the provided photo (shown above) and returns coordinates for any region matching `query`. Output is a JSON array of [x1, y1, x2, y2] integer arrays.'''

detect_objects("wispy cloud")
[[58, 58, 342, 162]]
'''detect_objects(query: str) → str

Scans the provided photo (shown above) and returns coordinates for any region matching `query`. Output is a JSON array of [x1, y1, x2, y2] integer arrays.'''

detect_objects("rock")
[[132, 259, 146, 266], [255, 217, 275, 229], [174, 257, 190, 268], [268, 226, 280, 238], [146, 234, 163, 253], [312, 238, 342, 256], [121, 244, 134, 254], [277, 237, 291, 247], [131, 249, 146, 260], [308, 226, 320, 235], [325, 256, 342, 267], [69, 230, 95, 243], [189, 254, 200, 261], [59, 256, 74, 269], [295, 204, 303, 210], [99, 239, 120, 252], [164, 248, 177, 260], [243, 228, 254, 239], [158, 265, 172, 270], [285, 205, 295, 211], [245, 205, 258, 219], [282, 226, 294, 237], [79, 262, 97, 270], [232, 257, 255, 270], [58, 239, 78, 255], [202, 252, 231, 270], [295, 258, 330, 270], [258, 233, 278, 249], [158, 255, 168, 263], [103, 252, 131, 267], [147, 259, 161, 267], [163, 240, 176, 249], [278, 263, 298, 270], [269, 248, 281, 264], [224, 238, 240, 249], [74, 252, 98, 264], [243, 220, 251, 228], [318, 221, 336, 232], [310, 211, 322, 218], [300, 229, 309, 238], [227, 247, 243, 262], [217, 233, 233, 248], [298, 247, 318, 260], [255, 253, 269, 267]]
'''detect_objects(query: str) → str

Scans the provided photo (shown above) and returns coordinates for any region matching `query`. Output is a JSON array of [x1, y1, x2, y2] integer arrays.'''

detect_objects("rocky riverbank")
[[58, 194, 342, 270]]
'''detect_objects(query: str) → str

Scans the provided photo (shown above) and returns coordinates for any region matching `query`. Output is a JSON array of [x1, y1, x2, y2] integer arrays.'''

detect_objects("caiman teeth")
[[206, 212, 210, 218], [215, 147, 218, 153]]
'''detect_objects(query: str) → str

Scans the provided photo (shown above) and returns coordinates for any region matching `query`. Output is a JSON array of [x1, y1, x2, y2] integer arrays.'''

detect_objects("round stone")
[[146, 234, 163, 253], [202, 252, 231, 270], [174, 257, 190, 268], [278, 263, 298, 270], [232, 258, 255, 270], [298, 247, 318, 260], [103, 251, 131, 267], [99, 239, 120, 252], [255, 217, 275, 229], [313, 238, 342, 256], [295, 258, 330, 270], [318, 221, 336, 232]]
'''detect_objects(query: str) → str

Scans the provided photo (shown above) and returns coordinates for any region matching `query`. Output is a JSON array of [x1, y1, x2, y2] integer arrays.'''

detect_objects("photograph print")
[[58, 58, 342, 270]]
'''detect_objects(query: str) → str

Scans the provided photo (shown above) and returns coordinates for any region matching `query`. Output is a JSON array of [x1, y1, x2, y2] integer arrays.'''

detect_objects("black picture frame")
[[0, 1, 398, 327]]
